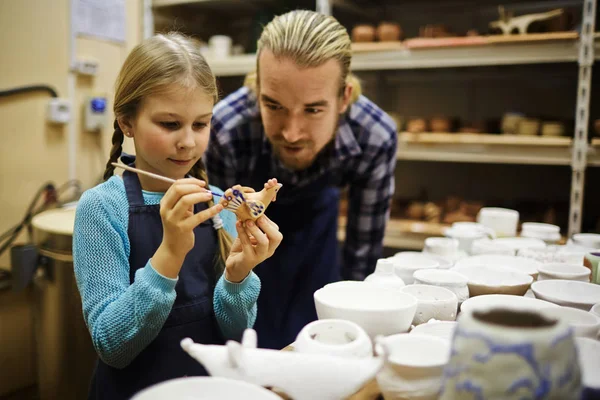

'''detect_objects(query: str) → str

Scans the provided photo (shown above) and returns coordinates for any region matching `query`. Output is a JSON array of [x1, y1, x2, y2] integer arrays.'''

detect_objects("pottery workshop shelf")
[[338, 216, 448, 250], [398, 132, 600, 166], [204, 34, 600, 76]]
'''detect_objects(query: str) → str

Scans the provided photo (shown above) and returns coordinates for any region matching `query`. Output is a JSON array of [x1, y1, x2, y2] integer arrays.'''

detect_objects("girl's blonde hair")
[[102, 32, 232, 271], [244, 10, 362, 103]]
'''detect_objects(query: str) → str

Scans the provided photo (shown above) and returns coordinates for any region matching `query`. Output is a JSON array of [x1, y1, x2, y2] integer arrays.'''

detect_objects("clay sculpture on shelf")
[[490, 6, 564, 35], [221, 179, 282, 221]]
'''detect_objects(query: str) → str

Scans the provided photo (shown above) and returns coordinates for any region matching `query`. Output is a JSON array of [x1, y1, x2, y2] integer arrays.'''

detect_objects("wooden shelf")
[[397, 132, 600, 166], [204, 34, 600, 76], [337, 216, 447, 250]]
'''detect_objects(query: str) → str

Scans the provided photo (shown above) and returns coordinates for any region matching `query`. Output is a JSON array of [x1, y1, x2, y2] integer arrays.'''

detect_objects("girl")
[[73, 32, 282, 400]]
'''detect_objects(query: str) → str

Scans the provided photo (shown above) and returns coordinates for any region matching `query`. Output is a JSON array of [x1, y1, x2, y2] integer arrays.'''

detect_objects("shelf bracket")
[[568, 0, 596, 236]]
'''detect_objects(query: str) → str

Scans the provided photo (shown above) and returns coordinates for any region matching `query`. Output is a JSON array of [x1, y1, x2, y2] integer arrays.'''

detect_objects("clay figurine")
[[220, 178, 282, 221], [490, 6, 564, 35]]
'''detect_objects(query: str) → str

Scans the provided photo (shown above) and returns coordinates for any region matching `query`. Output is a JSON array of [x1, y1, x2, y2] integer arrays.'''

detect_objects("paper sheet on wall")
[[73, 0, 126, 43]]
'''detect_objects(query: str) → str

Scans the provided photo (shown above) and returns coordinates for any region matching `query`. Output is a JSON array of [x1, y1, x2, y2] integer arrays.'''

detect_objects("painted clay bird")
[[220, 178, 282, 221]]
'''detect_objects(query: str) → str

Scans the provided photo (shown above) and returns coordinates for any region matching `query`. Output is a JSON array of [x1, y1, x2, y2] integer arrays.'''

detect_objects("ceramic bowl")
[[460, 294, 559, 314], [517, 245, 589, 265], [390, 252, 440, 284], [131, 377, 281, 400], [520, 222, 561, 244], [452, 264, 533, 297], [294, 319, 373, 358], [375, 334, 450, 400], [576, 338, 600, 389], [490, 237, 547, 253], [531, 280, 600, 311], [591, 303, 600, 318], [412, 269, 469, 305], [572, 233, 600, 249], [423, 237, 459, 257], [539, 307, 600, 339], [454, 254, 540, 279], [537, 263, 591, 282], [410, 321, 457, 342], [470, 238, 515, 256], [400, 285, 458, 325], [314, 281, 418, 338]]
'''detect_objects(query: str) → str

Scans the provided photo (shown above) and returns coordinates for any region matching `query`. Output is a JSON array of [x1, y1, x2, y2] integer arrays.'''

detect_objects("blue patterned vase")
[[440, 308, 581, 399]]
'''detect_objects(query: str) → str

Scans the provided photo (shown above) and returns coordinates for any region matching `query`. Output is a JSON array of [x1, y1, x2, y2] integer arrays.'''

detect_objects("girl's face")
[[121, 85, 214, 191]]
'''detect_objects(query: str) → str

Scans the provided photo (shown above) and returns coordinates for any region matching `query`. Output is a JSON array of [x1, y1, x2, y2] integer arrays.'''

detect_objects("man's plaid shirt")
[[205, 87, 397, 280]]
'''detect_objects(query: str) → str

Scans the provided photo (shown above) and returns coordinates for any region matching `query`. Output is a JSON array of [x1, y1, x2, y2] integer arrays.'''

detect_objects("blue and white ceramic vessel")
[[440, 308, 581, 399]]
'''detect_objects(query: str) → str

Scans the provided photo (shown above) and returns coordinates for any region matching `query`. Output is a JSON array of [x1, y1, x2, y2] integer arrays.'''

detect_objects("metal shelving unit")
[[148, 0, 598, 241]]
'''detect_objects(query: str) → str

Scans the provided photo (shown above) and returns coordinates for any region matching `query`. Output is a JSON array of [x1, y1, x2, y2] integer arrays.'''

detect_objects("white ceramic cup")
[[208, 35, 232, 59], [375, 334, 450, 400], [423, 237, 460, 257], [400, 285, 458, 325], [477, 207, 519, 237]]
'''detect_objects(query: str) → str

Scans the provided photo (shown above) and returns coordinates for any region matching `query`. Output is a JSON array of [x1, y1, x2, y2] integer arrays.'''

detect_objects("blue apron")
[[88, 156, 224, 400], [248, 155, 342, 350]]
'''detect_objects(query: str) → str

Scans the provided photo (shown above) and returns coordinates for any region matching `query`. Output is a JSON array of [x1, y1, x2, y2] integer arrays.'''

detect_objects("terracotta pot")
[[352, 25, 376, 42], [406, 118, 427, 133], [430, 117, 452, 133], [376, 22, 402, 42]]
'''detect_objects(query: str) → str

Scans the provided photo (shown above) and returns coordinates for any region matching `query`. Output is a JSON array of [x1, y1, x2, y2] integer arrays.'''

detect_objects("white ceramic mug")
[[477, 207, 519, 237]]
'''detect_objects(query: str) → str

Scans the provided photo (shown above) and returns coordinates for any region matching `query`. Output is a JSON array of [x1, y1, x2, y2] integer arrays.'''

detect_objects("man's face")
[[257, 49, 352, 171]]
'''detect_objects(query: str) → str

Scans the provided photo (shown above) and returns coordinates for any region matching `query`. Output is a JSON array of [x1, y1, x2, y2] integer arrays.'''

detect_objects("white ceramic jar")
[[364, 258, 406, 290]]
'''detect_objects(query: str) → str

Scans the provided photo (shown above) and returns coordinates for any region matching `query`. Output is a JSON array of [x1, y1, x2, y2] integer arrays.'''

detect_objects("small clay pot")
[[407, 118, 427, 133], [541, 121, 565, 137], [430, 117, 452, 133], [594, 119, 600, 136], [376, 22, 402, 42], [352, 25, 376, 42]]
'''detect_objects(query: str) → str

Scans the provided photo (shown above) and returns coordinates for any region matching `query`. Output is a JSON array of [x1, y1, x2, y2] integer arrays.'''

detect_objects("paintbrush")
[[111, 162, 222, 197]]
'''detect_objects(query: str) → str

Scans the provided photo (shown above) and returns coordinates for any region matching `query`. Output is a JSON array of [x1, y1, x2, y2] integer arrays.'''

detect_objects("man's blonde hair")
[[244, 10, 361, 103]]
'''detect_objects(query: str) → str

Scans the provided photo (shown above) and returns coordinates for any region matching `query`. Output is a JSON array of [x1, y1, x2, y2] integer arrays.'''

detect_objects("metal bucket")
[[31, 207, 96, 400]]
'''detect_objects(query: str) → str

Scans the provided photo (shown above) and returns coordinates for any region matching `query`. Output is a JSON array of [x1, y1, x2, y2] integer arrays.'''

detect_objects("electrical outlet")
[[46, 98, 72, 124], [74, 58, 99, 76]]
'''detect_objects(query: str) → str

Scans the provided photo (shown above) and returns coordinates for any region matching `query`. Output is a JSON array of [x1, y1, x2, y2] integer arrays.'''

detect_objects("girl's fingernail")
[[247, 220, 254, 227]]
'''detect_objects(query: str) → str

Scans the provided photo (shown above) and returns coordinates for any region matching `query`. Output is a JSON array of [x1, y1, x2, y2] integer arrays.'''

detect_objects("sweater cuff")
[[141, 260, 178, 293], [221, 271, 258, 295]]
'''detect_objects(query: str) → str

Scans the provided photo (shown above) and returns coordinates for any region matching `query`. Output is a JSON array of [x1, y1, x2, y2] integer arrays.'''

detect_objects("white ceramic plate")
[[531, 280, 600, 311], [460, 294, 559, 314], [131, 377, 282, 400], [454, 254, 540, 277]]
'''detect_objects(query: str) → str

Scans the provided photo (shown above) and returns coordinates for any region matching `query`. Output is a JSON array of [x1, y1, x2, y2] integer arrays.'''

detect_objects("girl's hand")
[[225, 214, 283, 283], [152, 178, 223, 278]]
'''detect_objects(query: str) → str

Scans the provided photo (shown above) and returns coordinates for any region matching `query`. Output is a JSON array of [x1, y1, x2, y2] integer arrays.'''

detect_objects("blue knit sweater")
[[72, 176, 260, 368]]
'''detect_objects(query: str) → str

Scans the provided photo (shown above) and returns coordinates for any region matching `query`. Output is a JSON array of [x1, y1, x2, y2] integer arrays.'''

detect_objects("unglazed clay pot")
[[430, 117, 452, 133], [352, 25, 376, 42], [440, 309, 582, 399], [376, 22, 402, 41]]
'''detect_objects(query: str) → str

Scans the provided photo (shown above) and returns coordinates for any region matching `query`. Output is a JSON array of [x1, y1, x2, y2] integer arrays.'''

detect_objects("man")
[[206, 9, 397, 349]]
